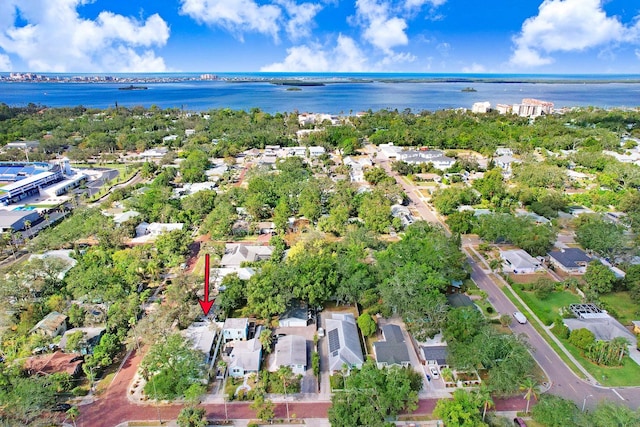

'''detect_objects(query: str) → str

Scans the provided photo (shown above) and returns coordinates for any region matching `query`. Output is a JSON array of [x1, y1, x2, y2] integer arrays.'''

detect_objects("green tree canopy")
[[328, 360, 421, 427], [575, 215, 626, 259], [584, 260, 617, 295], [433, 388, 487, 427], [140, 333, 206, 400]]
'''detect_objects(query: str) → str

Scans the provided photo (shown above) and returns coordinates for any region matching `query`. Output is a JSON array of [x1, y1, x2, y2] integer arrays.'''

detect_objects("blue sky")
[[0, 0, 639, 73]]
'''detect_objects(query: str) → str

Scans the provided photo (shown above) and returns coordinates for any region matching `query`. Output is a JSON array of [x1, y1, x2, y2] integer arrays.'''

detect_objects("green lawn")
[[599, 291, 640, 326], [505, 285, 640, 387], [559, 338, 640, 387], [502, 285, 586, 380], [512, 286, 581, 326]]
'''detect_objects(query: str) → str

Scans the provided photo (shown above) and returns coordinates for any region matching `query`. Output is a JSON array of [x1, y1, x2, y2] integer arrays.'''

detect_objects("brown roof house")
[[24, 351, 84, 378], [29, 312, 67, 338]]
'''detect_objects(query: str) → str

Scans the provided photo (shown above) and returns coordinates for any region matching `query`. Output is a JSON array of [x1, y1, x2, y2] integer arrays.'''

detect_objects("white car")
[[513, 311, 527, 324], [429, 366, 440, 379]]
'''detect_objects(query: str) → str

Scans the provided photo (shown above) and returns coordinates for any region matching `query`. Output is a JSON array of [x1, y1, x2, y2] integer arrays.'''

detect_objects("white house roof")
[[182, 321, 217, 355], [147, 222, 184, 234], [326, 313, 365, 371], [271, 335, 307, 371], [515, 211, 551, 224], [494, 155, 519, 164], [29, 249, 77, 279], [223, 317, 249, 331], [112, 210, 140, 225], [220, 244, 274, 268], [500, 249, 541, 271], [213, 267, 256, 285], [229, 338, 262, 373]]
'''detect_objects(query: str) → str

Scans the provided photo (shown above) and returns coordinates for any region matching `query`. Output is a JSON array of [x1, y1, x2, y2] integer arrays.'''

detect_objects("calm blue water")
[[1, 73, 639, 114]]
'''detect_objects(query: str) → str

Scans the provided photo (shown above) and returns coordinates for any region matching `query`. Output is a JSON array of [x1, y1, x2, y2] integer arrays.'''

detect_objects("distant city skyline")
[[0, 0, 639, 74]]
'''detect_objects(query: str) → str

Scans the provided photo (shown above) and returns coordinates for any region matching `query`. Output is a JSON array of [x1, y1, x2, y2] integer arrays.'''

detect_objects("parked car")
[[513, 311, 527, 324], [513, 417, 527, 427], [429, 366, 440, 379]]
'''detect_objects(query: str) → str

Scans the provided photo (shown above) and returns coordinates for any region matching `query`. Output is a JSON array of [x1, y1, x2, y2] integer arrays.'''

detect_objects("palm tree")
[[611, 337, 630, 365], [592, 401, 640, 426], [276, 366, 292, 421], [259, 329, 273, 354], [475, 385, 494, 421], [23, 220, 31, 239], [519, 376, 539, 414]]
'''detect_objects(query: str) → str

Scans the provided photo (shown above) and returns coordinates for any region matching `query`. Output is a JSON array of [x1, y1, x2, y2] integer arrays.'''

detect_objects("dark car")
[[52, 403, 72, 412], [513, 417, 527, 427]]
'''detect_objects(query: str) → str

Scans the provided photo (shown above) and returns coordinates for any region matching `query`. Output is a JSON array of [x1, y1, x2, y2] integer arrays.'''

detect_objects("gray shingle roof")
[[326, 313, 364, 371], [273, 335, 307, 369], [548, 248, 591, 269], [422, 346, 448, 365], [373, 325, 410, 366], [564, 318, 636, 343]]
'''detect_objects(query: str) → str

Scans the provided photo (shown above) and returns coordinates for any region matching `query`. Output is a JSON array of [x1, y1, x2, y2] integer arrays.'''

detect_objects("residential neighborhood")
[[1, 103, 640, 427]]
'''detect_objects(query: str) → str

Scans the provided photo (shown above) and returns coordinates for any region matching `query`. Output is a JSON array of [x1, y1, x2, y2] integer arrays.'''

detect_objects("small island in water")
[[286, 87, 302, 91], [118, 85, 148, 91], [461, 87, 477, 92]]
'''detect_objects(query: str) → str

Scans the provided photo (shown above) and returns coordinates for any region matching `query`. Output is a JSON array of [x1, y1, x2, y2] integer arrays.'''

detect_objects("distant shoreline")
[[3, 73, 640, 85]]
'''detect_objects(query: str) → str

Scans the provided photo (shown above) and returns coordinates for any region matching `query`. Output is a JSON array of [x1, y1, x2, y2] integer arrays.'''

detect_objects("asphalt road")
[[468, 257, 640, 410], [365, 145, 640, 411], [370, 155, 443, 227], [76, 345, 532, 426]]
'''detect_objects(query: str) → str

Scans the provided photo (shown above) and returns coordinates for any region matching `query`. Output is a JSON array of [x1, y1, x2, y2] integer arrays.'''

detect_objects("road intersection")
[[367, 146, 640, 410]]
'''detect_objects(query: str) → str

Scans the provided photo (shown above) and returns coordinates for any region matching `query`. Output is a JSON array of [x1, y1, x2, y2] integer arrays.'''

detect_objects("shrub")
[[486, 306, 494, 314], [568, 328, 595, 350], [330, 374, 344, 391], [72, 386, 89, 396], [551, 322, 570, 339], [312, 352, 320, 377]]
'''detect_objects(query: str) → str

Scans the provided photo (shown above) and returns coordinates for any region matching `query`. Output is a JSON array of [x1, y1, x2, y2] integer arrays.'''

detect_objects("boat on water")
[[118, 85, 148, 91], [461, 87, 477, 92]]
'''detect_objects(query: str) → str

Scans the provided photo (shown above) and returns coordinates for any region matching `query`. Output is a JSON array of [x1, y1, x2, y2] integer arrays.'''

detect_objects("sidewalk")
[[465, 245, 598, 385]]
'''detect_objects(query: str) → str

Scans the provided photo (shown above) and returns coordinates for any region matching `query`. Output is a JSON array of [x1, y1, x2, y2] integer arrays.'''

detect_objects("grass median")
[[502, 283, 640, 387], [500, 284, 587, 380]]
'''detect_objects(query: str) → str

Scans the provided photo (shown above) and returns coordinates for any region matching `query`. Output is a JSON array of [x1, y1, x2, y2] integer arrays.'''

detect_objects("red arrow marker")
[[198, 253, 214, 315]]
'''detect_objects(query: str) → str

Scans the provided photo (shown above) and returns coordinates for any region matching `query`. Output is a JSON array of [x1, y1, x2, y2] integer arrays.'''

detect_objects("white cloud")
[[510, 46, 553, 67], [377, 51, 416, 67], [636, 49, 640, 60], [261, 34, 369, 72], [510, 0, 635, 67], [462, 62, 486, 73], [180, 0, 282, 41], [0, 53, 11, 71], [436, 42, 450, 56], [261, 44, 329, 71], [404, 0, 447, 9], [356, 0, 409, 53], [275, 0, 323, 40], [0, 1, 169, 72]]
